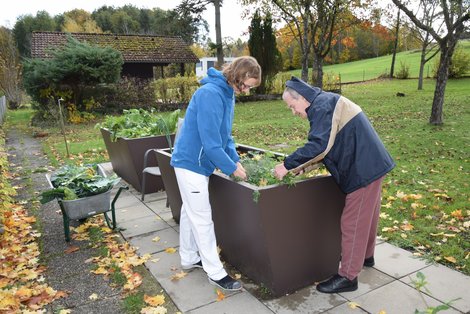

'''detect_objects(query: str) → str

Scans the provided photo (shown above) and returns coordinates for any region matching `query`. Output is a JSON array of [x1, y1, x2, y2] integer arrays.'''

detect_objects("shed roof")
[[31, 31, 199, 64]]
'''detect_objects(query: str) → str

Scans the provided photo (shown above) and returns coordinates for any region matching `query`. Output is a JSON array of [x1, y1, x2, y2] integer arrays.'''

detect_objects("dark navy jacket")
[[284, 78, 395, 194]]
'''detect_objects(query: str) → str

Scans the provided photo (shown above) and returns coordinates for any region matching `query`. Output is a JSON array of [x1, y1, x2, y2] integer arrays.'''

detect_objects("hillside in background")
[[289, 40, 470, 83]]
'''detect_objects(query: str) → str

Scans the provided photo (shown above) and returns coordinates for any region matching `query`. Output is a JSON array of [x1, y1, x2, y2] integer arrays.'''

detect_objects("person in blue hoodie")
[[274, 77, 395, 293], [170, 56, 262, 291]]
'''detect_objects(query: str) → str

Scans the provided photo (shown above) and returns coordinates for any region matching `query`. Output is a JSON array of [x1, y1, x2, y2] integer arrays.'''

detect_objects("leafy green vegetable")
[[238, 151, 329, 187], [96, 108, 181, 141], [41, 164, 120, 203]]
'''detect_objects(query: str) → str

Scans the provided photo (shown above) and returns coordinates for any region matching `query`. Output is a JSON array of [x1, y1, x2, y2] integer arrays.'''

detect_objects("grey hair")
[[283, 86, 302, 100]]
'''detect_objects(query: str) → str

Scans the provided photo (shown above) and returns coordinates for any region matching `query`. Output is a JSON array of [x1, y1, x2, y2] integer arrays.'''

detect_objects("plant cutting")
[[41, 164, 126, 241], [238, 151, 329, 187], [40, 164, 119, 203]]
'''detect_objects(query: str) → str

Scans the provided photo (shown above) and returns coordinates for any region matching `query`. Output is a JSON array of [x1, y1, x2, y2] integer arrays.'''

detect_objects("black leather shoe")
[[316, 274, 358, 293], [364, 256, 375, 267]]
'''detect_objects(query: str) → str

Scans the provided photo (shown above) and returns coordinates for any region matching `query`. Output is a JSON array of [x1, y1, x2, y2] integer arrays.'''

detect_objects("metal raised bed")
[[156, 144, 346, 296]]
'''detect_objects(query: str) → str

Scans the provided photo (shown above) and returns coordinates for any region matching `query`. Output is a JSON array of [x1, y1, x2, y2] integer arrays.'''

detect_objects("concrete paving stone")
[[112, 192, 142, 209], [187, 291, 274, 314], [401, 264, 470, 313], [159, 210, 179, 227], [142, 191, 167, 203], [146, 250, 183, 281], [263, 285, 347, 313], [114, 202, 156, 224], [129, 227, 179, 255], [351, 280, 460, 314], [373, 242, 430, 278], [118, 214, 171, 238], [47, 270, 120, 309], [146, 198, 172, 215], [324, 302, 369, 313], [157, 268, 240, 313], [338, 266, 395, 299]]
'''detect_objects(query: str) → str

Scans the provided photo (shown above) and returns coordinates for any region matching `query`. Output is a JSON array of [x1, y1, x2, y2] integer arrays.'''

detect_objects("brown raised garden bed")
[[100, 128, 174, 194], [155, 145, 345, 296]]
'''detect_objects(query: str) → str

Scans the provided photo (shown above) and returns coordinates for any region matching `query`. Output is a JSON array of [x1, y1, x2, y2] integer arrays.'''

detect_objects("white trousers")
[[174, 167, 227, 280]]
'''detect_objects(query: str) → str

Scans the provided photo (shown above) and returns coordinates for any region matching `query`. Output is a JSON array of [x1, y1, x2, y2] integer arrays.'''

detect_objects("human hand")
[[232, 162, 247, 180], [274, 163, 288, 180]]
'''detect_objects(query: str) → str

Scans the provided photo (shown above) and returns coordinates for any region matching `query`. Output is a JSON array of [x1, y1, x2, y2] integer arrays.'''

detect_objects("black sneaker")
[[182, 260, 203, 270], [208, 275, 242, 291], [364, 256, 375, 267]]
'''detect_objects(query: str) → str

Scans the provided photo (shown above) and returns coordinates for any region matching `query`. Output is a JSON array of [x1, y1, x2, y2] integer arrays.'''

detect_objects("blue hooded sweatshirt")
[[170, 68, 239, 176]]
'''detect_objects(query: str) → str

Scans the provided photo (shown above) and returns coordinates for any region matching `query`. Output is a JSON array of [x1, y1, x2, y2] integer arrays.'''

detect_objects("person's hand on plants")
[[232, 162, 247, 180]]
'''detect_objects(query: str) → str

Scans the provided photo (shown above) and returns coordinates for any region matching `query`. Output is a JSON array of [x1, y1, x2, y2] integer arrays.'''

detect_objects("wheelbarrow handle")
[[112, 185, 129, 208]]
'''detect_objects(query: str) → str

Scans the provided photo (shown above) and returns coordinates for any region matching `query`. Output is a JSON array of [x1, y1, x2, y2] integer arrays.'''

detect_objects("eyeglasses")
[[240, 81, 255, 91]]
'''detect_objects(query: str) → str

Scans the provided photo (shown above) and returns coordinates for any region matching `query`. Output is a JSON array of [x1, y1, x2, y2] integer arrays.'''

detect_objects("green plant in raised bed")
[[238, 151, 329, 187], [96, 108, 181, 141]]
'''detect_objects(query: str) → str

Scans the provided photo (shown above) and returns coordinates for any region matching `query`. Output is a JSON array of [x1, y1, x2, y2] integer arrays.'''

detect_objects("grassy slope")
[[288, 40, 470, 83]]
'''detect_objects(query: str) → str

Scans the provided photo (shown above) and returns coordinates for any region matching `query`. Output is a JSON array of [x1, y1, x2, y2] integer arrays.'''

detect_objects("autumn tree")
[[392, 0, 470, 125], [60, 9, 102, 33], [414, 0, 442, 90], [0, 27, 22, 109], [13, 11, 58, 58], [177, 0, 224, 67], [390, 9, 401, 78]]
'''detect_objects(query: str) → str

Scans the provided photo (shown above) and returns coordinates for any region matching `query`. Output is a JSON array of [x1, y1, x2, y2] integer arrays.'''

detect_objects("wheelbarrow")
[[46, 165, 128, 242]]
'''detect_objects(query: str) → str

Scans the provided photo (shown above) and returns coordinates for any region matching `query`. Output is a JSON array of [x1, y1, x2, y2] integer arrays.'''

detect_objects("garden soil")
[[5, 126, 179, 313]]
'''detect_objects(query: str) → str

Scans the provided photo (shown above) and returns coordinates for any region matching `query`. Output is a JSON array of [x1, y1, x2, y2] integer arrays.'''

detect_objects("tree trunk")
[[418, 48, 425, 90], [430, 48, 450, 125], [312, 53, 324, 89], [390, 9, 400, 78], [214, 0, 224, 69], [300, 18, 309, 82]]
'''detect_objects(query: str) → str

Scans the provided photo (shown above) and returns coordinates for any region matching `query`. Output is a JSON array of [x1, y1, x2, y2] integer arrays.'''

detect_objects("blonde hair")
[[222, 56, 262, 90]]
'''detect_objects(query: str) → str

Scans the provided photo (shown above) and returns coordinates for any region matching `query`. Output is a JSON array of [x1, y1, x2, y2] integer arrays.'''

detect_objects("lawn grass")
[[288, 39, 470, 83], [5, 77, 469, 275]]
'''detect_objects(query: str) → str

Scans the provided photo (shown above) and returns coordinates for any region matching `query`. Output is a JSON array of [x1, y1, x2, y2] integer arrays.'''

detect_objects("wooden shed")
[[30, 31, 200, 79]]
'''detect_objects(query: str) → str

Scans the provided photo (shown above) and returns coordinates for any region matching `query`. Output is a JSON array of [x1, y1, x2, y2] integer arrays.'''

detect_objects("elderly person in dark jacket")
[[274, 77, 395, 293]]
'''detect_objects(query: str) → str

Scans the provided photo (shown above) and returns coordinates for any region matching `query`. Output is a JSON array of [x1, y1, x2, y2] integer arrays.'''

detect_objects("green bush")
[[154, 75, 199, 104], [396, 61, 410, 79], [432, 48, 470, 78]]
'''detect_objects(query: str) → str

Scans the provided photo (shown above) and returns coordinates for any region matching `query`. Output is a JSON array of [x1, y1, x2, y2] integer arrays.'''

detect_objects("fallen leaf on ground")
[[348, 301, 360, 309], [89, 293, 98, 300], [216, 289, 225, 301], [144, 294, 165, 306], [64, 246, 80, 254], [141, 306, 168, 314], [152, 236, 161, 242], [165, 247, 177, 254], [170, 271, 188, 281], [444, 256, 457, 263]]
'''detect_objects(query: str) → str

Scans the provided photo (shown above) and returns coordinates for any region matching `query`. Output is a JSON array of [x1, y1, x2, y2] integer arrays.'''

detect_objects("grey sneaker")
[[209, 275, 242, 291], [182, 260, 203, 270]]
